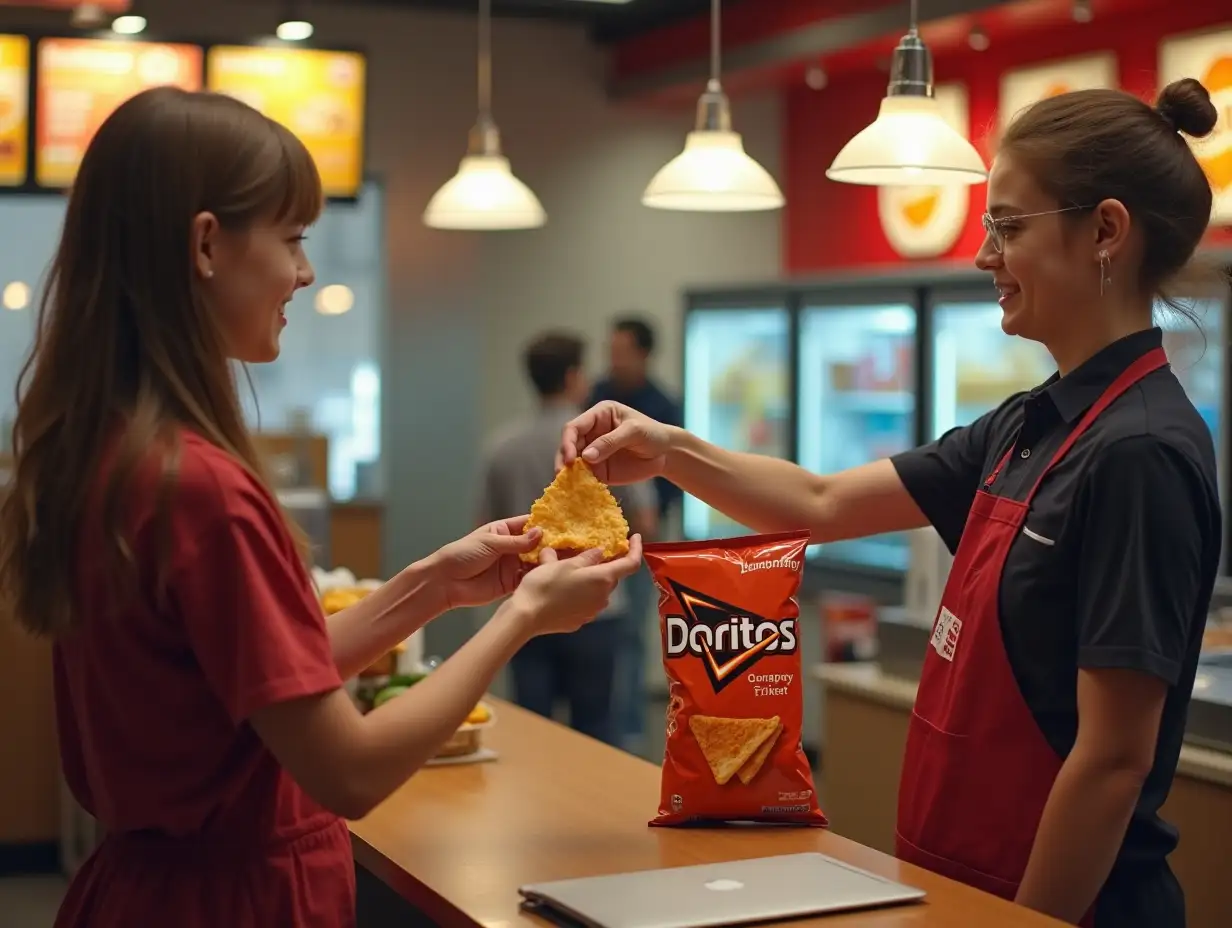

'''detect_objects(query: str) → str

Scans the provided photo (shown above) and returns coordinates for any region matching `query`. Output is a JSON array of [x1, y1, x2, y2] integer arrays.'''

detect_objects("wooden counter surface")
[[814, 663, 1232, 788], [815, 663, 1231, 928], [350, 699, 1064, 928]]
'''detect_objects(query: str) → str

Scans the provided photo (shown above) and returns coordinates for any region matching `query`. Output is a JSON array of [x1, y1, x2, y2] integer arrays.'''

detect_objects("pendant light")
[[424, 0, 545, 230], [642, 0, 784, 212], [826, 0, 988, 186]]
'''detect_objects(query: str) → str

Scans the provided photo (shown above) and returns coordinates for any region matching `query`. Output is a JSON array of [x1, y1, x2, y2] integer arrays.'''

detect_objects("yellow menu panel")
[[0, 34, 28, 186], [206, 45, 366, 198], [36, 38, 203, 187]]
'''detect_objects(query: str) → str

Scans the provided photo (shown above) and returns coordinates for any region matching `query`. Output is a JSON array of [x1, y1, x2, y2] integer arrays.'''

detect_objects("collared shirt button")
[[1020, 448, 1031, 459]]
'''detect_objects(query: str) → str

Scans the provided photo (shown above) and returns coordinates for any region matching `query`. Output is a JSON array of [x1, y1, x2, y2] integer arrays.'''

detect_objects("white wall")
[[0, 1, 783, 656]]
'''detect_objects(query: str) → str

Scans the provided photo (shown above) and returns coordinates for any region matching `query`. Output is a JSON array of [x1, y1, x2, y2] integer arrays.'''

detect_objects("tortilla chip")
[[736, 720, 783, 785], [520, 460, 630, 564], [688, 714, 781, 786]]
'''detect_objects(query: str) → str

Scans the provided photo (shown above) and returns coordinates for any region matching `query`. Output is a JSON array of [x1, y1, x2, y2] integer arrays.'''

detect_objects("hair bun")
[[1155, 78, 1218, 138]]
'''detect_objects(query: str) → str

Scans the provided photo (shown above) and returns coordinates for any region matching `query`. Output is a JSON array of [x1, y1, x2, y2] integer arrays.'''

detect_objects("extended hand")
[[556, 401, 671, 485], [434, 516, 541, 610], [510, 536, 644, 638]]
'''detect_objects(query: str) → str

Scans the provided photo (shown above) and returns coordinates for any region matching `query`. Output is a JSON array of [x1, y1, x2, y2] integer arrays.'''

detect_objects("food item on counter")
[[519, 459, 630, 564], [321, 586, 369, 615], [466, 703, 492, 726], [372, 685, 408, 708], [646, 530, 825, 828], [359, 640, 406, 679]]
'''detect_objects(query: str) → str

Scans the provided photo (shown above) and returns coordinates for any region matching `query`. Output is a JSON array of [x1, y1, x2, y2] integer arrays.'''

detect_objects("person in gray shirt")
[[477, 332, 657, 746]]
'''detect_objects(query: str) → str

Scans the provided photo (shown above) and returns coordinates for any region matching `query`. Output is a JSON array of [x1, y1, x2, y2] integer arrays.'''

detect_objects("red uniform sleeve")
[[170, 481, 343, 725]]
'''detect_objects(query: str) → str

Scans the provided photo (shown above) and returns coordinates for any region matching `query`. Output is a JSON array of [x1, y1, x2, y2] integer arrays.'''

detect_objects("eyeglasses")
[[981, 205, 1092, 253]]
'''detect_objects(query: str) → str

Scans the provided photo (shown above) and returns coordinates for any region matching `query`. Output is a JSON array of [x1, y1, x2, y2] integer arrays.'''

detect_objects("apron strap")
[[1023, 346, 1169, 502]]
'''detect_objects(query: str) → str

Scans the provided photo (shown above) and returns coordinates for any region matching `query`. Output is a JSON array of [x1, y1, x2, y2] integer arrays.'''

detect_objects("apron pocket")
[[895, 828, 1019, 901]]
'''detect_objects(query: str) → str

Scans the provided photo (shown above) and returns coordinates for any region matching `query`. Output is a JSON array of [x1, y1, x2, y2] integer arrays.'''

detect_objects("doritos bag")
[[645, 530, 825, 828]]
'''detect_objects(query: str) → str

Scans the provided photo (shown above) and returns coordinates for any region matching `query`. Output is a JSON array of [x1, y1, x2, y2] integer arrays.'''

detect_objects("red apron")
[[895, 347, 1167, 925]]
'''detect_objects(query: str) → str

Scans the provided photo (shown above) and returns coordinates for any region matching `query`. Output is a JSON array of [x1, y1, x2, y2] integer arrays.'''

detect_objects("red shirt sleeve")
[[169, 468, 343, 725]]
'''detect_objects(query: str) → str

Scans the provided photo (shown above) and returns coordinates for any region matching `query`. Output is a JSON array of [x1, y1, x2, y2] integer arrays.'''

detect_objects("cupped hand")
[[555, 401, 672, 485], [510, 535, 644, 638], [433, 516, 541, 610]]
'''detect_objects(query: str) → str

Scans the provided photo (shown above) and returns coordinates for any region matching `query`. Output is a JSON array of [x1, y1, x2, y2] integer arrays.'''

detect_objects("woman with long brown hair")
[[0, 86, 642, 927]]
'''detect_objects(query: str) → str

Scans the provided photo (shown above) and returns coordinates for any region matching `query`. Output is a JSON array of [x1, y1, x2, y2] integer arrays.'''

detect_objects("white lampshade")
[[827, 95, 988, 187], [423, 154, 546, 230], [643, 130, 784, 212]]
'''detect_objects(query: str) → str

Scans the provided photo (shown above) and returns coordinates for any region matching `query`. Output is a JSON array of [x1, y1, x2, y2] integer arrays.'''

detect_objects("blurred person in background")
[[0, 87, 641, 928], [560, 81, 1223, 928], [588, 316, 681, 752], [479, 332, 657, 745]]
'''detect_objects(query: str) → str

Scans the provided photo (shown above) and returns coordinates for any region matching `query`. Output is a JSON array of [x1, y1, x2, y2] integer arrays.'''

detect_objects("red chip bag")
[[645, 530, 826, 827]]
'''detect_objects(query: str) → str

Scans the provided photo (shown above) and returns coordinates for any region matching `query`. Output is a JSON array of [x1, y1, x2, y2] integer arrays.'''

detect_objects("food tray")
[[433, 702, 497, 759]]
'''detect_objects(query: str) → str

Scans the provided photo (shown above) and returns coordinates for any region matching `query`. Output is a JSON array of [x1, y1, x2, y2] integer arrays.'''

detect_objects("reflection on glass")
[[683, 307, 791, 540], [1158, 298, 1224, 498], [798, 304, 916, 571], [931, 301, 1055, 437]]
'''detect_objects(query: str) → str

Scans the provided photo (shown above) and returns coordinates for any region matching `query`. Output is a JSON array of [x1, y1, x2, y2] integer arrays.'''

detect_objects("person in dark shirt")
[[588, 317, 683, 752], [588, 317, 683, 519], [559, 80, 1224, 928]]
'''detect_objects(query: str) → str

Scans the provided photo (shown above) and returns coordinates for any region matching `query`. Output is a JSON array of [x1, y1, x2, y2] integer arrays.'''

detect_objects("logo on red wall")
[[1160, 27, 1232, 228], [995, 52, 1118, 148]]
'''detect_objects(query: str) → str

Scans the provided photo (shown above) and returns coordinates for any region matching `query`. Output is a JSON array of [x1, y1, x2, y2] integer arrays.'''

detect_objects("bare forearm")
[[661, 428, 924, 540], [662, 428, 824, 535], [1016, 753, 1146, 923], [327, 555, 447, 679], [352, 601, 528, 808]]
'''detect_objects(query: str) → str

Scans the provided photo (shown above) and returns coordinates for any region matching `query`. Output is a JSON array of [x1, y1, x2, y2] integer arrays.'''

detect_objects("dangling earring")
[[1098, 249, 1111, 297]]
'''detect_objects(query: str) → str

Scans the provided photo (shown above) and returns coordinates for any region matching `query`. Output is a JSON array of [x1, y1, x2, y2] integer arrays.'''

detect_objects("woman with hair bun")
[[557, 78, 1224, 927]]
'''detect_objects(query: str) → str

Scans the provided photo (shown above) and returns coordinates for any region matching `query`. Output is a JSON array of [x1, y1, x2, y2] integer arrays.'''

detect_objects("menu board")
[[206, 46, 366, 199], [0, 35, 28, 186], [36, 38, 203, 187]]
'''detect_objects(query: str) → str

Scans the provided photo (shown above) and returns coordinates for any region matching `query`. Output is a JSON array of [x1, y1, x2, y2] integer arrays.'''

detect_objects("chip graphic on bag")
[[646, 530, 826, 827]]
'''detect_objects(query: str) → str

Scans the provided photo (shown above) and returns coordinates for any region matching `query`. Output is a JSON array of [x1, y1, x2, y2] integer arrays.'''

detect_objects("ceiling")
[[326, 0, 743, 44]]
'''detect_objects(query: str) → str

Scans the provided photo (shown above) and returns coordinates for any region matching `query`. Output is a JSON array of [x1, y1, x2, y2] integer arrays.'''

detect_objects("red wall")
[[784, 5, 1232, 274]]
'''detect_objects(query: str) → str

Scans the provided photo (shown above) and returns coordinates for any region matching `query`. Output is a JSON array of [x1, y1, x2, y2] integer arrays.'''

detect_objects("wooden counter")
[[351, 699, 1065, 927], [816, 663, 1231, 928]]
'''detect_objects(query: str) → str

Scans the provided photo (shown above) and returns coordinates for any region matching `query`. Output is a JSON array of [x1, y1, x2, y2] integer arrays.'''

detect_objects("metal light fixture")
[[276, 0, 314, 41], [642, 0, 784, 212], [827, 0, 988, 186], [424, 0, 545, 230]]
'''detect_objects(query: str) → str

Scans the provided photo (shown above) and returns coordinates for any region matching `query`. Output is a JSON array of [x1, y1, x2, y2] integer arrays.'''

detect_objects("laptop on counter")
[[517, 852, 926, 928]]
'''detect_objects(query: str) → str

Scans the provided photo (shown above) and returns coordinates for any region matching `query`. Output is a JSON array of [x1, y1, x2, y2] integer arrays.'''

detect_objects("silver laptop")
[[517, 852, 925, 928]]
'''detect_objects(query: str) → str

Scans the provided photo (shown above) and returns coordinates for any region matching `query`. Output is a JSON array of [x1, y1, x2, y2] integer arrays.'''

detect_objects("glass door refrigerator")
[[796, 291, 919, 572], [1157, 293, 1228, 563], [682, 297, 793, 541], [1158, 295, 1224, 459], [927, 288, 1057, 438]]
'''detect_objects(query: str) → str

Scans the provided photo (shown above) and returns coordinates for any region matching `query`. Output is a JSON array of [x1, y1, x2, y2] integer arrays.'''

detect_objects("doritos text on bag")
[[645, 530, 826, 827]]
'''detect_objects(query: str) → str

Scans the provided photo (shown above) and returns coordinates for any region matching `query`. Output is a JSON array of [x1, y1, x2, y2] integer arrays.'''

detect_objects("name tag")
[[931, 607, 963, 662]]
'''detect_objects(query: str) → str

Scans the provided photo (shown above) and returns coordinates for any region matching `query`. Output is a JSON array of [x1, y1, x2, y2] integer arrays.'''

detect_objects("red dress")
[[53, 430, 356, 927]]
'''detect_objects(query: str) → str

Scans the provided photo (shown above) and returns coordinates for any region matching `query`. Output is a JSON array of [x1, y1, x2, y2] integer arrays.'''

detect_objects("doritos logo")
[[664, 579, 798, 693]]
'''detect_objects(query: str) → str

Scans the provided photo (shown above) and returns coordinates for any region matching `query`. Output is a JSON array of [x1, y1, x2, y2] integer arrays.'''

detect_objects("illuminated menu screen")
[[0, 34, 29, 186], [36, 37, 203, 187], [206, 45, 366, 199]]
